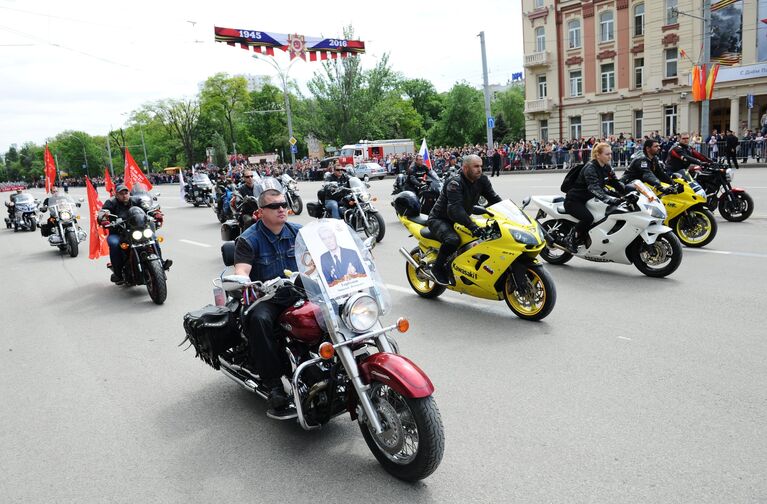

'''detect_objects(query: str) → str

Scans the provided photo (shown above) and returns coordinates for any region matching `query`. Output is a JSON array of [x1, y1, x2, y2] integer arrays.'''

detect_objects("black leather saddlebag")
[[182, 305, 239, 369]]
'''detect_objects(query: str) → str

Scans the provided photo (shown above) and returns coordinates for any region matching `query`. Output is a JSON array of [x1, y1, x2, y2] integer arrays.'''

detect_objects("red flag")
[[85, 177, 109, 260], [124, 148, 153, 191], [104, 168, 115, 196], [44, 145, 56, 193], [691, 66, 701, 101], [706, 64, 720, 99], [699, 64, 707, 101]]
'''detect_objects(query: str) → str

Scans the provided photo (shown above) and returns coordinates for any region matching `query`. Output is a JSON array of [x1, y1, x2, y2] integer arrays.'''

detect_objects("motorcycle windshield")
[[487, 199, 533, 225], [48, 195, 76, 216], [192, 174, 212, 187], [131, 192, 158, 212], [295, 219, 391, 333], [348, 177, 367, 194], [254, 177, 284, 199], [14, 194, 34, 204]]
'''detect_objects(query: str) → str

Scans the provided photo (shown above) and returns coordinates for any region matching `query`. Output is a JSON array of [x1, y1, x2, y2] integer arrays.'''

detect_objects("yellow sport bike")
[[655, 174, 717, 248], [393, 197, 556, 321]]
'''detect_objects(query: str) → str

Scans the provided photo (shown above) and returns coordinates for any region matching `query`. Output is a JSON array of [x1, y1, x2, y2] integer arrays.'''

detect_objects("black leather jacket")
[[666, 142, 711, 175], [566, 159, 626, 203], [405, 163, 429, 192], [621, 154, 672, 188], [429, 173, 501, 231]]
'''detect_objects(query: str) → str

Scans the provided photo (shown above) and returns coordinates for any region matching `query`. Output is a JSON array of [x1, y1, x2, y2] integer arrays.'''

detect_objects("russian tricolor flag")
[[418, 138, 432, 169]]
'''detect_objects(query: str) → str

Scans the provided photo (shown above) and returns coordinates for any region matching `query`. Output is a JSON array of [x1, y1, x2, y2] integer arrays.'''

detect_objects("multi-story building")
[[521, 0, 767, 141]]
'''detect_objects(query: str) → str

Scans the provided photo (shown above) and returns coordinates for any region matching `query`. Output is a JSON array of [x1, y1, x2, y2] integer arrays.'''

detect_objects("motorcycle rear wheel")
[[718, 192, 753, 222], [66, 231, 79, 258], [405, 247, 446, 299], [502, 266, 556, 321], [630, 232, 682, 278], [673, 207, 717, 247], [144, 259, 167, 305], [359, 382, 444, 482], [539, 220, 573, 265], [28, 219, 36, 232]]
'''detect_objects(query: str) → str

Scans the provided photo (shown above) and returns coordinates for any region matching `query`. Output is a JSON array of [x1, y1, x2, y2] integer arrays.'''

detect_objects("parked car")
[[354, 162, 387, 181]]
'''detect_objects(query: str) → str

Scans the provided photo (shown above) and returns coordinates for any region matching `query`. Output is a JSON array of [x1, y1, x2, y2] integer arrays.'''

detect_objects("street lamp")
[[252, 53, 299, 166], [62, 133, 89, 178]]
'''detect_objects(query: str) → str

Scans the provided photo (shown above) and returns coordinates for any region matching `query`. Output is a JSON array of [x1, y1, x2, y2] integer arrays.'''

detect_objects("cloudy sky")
[[0, 0, 524, 154]]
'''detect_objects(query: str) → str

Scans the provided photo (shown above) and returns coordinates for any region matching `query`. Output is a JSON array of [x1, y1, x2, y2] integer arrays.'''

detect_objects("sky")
[[0, 0, 525, 155]]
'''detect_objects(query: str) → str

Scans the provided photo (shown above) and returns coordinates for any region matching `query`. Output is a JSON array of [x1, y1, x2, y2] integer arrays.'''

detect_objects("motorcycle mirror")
[[76, 203, 81, 208], [78, 197, 85, 202], [471, 205, 488, 215], [221, 274, 251, 292], [155, 193, 161, 197], [521, 196, 531, 209]]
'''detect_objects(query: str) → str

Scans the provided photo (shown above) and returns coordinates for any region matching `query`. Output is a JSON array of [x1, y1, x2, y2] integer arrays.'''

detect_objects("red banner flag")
[[85, 177, 109, 260], [104, 168, 115, 196], [44, 145, 56, 193], [691, 66, 701, 101], [699, 64, 707, 102], [124, 148, 153, 191], [706, 64, 720, 99]]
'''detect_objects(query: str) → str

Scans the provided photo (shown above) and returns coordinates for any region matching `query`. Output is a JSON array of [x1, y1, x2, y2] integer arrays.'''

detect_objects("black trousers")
[[427, 218, 461, 268], [491, 165, 500, 177], [725, 150, 739, 169], [243, 287, 298, 381], [563, 198, 593, 241]]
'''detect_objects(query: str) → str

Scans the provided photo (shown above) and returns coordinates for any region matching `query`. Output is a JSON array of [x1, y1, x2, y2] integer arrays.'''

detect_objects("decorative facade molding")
[[582, 1, 594, 18], [662, 33, 680, 46], [566, 55, 584, 65], [616, 0, 629, 9], [597, 49, 617, 60], [630, 43, 645, 54], [528, 6, 549, 25], [662, 23, 680, 32]]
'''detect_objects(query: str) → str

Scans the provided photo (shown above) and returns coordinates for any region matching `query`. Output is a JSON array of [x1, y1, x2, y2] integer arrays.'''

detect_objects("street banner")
[[85, 177, 109, 260], [124, 148, 153, 191], [418, 139, 432, 169], [104, 168, 115, 196], [44, 145, 56, 193], [214, 27, 365, 60], [711, 0, 743, 66]]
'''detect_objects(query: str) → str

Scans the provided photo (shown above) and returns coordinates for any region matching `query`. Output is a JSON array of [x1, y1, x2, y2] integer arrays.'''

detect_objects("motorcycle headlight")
[[644, 204, 666, 219], [509, 228, 539, 245], [131, 230, 143, 240], [288, 181, 297, 190], [342, 293, 379, 333], [359, 192, 371, 203], [725, 168, 733, 182], [59, 211, 72, 220], [142, 228, 153, 239]]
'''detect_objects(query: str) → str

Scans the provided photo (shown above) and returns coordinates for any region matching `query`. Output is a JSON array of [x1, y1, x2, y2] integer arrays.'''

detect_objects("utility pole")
[[701, 0, 711, 139], [105, 134, 114, 177], [478, 31, 494, 149], [253, 54, 299, 166], [140, 127, 149, 173]]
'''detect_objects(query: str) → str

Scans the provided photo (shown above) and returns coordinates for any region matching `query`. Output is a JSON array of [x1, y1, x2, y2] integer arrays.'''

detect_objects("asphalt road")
[[2, 169, 766, 503]]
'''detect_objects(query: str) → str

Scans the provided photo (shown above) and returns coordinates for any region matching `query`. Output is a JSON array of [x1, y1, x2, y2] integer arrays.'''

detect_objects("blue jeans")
[[107, 234, 125, 273], [325, 199, 340, 219]]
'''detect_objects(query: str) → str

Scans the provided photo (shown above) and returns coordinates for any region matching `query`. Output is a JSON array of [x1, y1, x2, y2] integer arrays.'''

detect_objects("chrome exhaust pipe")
[[218, 358, 269, 400], [398, 247, 421, 269]]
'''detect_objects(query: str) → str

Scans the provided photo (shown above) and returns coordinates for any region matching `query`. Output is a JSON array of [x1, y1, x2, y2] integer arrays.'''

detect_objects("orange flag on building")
[[124, 148, 153, 191], [699, 64, 708, 102], [85, 177, 109, 260], [691, 66, 701, 101], [706, 64, 720, 100], [44, 145, 57, 193], [104, 168, 116, 196]]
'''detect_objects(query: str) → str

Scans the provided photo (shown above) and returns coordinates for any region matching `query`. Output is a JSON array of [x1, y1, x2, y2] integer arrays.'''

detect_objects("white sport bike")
[[524, 181, 683, 278]]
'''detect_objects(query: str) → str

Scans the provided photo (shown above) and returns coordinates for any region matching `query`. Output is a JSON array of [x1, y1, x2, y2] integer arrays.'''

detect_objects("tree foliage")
[[429, 83, 485, 146]]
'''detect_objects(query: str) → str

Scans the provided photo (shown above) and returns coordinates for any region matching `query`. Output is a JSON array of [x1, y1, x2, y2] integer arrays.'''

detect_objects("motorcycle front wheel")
[[629, 232, 683, 277], [502, 265, 556, 321], [672, 207, 717, 247], [290, 194, 303, 215], [364, 211, 386, 242], [359, 382, 444, 482], [405, 247, 446, 299], [144, 259, 167, 305], [66, 231, 79, 258], [718, 192, 754, 222], [28, 219, 36, 232]]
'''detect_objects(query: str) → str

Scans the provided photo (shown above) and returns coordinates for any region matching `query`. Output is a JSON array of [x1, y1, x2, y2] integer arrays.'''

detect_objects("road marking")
[[685, 248, 767, 259], [617, 336, 632, 341], [179, 239, 212, 248]]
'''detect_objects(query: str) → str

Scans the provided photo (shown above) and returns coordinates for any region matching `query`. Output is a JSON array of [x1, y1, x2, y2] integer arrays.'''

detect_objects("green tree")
[[492, 115, 509, 144], [152, 98, 200, 167], [491, 85, 525, 142], [399, 78, 443, 132], [429, 83, 485, 146], [200, 73, 250, 150]]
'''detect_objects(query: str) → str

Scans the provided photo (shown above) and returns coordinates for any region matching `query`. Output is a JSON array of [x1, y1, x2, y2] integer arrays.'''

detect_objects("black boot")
[[265, 378, 290, 414], [431, 264, 450, 285]]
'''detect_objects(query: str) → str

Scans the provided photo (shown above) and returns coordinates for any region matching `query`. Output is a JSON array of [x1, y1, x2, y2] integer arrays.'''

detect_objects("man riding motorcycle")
[[404, 154, 429, 193], [321, 164, 351, 219], [427, 154, 502, 285], [230, 169, 258, 210], [621, 139, 676, 193], [233, 188, 302, 417], [665, 132, 713, 176]]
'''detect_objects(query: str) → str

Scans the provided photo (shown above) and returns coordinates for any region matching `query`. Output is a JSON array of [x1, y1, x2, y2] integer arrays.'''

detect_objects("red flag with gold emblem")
[[85, 177, 109, 259], [44, 145, 56, 193], [124, 148, 153, 191]]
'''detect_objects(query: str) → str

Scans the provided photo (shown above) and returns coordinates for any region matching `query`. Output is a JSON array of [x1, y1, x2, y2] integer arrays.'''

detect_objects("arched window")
[[634, 3, 644, 36], [599, 11, 614, 42], [568, 20, 581, 49], [535, 27, 545, 52]]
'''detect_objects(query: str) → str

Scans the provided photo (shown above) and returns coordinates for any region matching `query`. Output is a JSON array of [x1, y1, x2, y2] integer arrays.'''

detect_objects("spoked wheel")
[[539, 220, 573, 265], [290, 195, 303, 215], [718, 192, 754, 222], [144, 259, 167, 305], [405, 247, 446, 299], [672, 207, 717, 247], [359, 382, 444, 482], [364, 212, 386, 242], [629, 232, 683, 277], [502, 265, 556, 321], [65, 231, 79, 258]]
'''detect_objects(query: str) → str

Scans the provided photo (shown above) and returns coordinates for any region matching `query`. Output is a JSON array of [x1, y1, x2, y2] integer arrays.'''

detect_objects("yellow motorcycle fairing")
[[654, 177, 706, 223]]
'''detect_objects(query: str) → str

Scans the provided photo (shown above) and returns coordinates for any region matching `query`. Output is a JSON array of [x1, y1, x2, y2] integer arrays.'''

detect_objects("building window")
[[601, 113, 614, 138], [634, 4, 645, 36], [664, 105, 677, 136], [666, 0, 678, 25], [601, 63, 615, 93], [570, 116, 582, 139], [534, 0, 544, 8], [540, 120, 549, 141], [634, 110, 644, 138], [535, 27, 545, 52], [568, 20, 581, 49], [665, 48, 678, 77], [537, 75, 547, 98], [569, 70, 583, 97], [634, 57, 644, 88], [600, 11, 614, 42]]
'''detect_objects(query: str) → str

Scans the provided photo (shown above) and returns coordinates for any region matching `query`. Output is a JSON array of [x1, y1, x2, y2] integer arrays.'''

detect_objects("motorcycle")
[[391, 172, 406, 195], [40, 194, 87, 257], [280, 173, 303, 215], [183, 221, 444, 481], [4, 192, 39, 232], [528, 181, 683, 278], [213, 179, 235, 224], [185, 174, 214, 207], [654, 173, 717, 248], [416, 169, 443, 216], [307, 176, 386, 242], [689, 162, 754, 222], [102, 201, 169, 305], [393, 194, 557, 321], [220, 177, 284, 241]]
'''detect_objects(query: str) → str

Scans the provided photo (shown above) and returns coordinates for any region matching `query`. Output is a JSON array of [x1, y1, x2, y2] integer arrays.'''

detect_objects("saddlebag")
[[220, 220, 240, 242], [40, 222, 53, 237], [182, 305, 240, 369], [306, 201, 324, 218]]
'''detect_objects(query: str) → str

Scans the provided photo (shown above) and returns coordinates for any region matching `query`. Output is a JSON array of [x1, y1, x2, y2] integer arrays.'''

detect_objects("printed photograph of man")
[[318, 225, 365, 286]]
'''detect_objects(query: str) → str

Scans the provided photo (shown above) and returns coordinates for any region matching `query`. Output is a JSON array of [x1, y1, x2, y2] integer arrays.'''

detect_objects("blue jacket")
[[237, 220, 301, 281]]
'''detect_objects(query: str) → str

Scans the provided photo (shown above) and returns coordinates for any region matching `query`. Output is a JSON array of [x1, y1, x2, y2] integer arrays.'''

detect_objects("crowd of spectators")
[[0, 181, 27, 192]]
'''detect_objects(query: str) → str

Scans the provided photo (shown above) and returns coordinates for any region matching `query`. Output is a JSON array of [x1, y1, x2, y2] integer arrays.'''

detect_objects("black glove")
[[607, 196, 622, 206], [624, 193, 639, 204], [675, 184, 685, 194], [471, 226, 483, 237]]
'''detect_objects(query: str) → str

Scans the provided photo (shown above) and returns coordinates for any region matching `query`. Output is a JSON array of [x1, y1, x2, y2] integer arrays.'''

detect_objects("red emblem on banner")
[[288, 33, 306, 61]]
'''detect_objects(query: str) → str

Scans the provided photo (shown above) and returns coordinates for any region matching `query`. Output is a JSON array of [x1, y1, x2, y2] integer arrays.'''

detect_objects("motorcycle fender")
[[359, 352, 434, 399], [723, 187, 746, 195], [640, 223, 671, 244]]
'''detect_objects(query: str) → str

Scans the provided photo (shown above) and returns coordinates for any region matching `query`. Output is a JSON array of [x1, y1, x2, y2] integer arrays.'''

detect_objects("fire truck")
[[338, 139, 414, 166]]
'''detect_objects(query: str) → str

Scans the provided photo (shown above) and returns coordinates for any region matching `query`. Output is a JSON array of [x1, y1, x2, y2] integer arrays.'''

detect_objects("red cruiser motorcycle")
[[182, 221, 444, 481]]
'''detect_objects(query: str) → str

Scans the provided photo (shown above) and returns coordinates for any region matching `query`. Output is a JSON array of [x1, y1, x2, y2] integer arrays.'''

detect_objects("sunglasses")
[[334, 168, 343, 172], [261, 201, 288, 210], [243, 175, 253, 178]]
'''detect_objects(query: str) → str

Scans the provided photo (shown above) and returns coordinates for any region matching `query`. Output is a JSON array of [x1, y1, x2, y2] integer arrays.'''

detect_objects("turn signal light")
[[372, 197, 378, 202], [396, 317, 409, 333], [157, 236, 164, 243], [319, 342, 335, 360], [119, 242, 129, 250]]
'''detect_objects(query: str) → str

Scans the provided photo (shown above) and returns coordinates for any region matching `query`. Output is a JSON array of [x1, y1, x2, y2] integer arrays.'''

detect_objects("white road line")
[[179, 239, 212, 248], [685, 248, 767, 259], [617, 336, 632, 341]]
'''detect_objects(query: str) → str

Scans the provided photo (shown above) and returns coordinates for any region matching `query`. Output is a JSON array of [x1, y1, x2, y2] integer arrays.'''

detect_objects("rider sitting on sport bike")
[[233, 188, 303, 417], [99, 184, 170, 283], [665, 132, 713, 177], [621, 139, 677, 193], [427, 154, 502, 285], [563, 142, 632, 254], [321, 163, 351, 219], [404, 154, 429, 193]]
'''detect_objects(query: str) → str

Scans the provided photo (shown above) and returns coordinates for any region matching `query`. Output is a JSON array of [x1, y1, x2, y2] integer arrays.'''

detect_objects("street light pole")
[[673, 3, 711, 137], [253, 54, 299, 166], [478, 31, 494, 149], [140, 126, 149, 173]]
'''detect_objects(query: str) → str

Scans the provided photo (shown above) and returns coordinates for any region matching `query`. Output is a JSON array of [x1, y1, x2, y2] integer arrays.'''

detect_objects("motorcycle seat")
[[420, 227, 437, 241], [409, 214, 428, 226]]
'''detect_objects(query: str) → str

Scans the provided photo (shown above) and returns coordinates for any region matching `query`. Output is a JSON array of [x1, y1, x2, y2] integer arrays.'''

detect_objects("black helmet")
[[393, 191, 421, 217]]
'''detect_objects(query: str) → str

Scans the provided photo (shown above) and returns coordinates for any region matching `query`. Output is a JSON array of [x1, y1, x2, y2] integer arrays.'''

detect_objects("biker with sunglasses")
[[233, 188, 302, 417], [230, 169, 259, 210], [321, 162, 351, 219]]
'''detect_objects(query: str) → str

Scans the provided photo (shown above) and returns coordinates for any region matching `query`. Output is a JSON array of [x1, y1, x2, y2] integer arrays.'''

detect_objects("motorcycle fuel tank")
[[279, 301, 323, 344]]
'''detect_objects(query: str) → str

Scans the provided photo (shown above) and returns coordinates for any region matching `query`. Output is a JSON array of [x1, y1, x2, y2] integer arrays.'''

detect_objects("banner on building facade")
[[758, 0, 767, 61], [711, 0, 743, 66], [214, 27, 365, 60]]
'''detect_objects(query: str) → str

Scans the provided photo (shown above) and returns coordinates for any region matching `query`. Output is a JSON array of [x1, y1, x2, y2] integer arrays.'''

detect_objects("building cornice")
[[631, 43, 645, 54], [597, 49, 617, 60], [527, 6, 550, 25], [566, 55, 584, 65], [662, 33, 680, 46]]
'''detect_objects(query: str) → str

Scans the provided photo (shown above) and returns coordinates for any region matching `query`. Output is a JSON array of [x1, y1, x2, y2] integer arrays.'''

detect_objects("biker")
[[230, 169, 258, 210], [233, 188, 302, 417], [40, 185, 59, 210], [322, 163, 350, 219], [620, 139, 675, 192], [427, 154, 502, 285], [404, 154, 429, 193], [563, 142, 629, 254], [665, 132, 713, 177], [6, 189, 23, 223]]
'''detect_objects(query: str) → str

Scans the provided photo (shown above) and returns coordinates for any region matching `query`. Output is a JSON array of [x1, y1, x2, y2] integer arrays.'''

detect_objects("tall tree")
[[491, 85, 525, 142], [400, 78, 443, 132], [200, 73, 251, 151], [153, 98, 200, 166], [429, 83, 485, 146]]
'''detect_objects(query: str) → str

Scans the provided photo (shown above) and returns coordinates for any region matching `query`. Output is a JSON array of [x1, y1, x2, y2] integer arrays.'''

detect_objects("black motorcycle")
[[307, 177, 385, 242], [103, 205, 169, 305], [185, 174, 214, 207], [39, 194, 87, 257], [213, 180, 235, 224], [220, 189, 259, 242], [689, 163, 754, 222], [417, 169, 443, 215], [280, 173, 303, 215]]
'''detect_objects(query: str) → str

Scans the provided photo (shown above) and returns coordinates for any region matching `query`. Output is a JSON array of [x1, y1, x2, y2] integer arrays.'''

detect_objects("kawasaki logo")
[[453, 265, 478, 279]]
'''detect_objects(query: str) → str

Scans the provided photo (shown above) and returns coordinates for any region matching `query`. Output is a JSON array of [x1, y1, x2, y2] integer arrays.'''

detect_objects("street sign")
[[747, 94, 754, 109], [487, 117, 495, 129], [289, 136, 297, 146], [290, 144, 298, 153]]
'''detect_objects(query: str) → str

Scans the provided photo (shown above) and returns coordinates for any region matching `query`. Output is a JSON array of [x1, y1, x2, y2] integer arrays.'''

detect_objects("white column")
[[688, 101, 701, 136], [730, 96, 740, 132]]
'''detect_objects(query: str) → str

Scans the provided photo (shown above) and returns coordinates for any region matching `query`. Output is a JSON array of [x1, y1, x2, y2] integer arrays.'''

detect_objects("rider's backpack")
[[560, 163, 584, 193]]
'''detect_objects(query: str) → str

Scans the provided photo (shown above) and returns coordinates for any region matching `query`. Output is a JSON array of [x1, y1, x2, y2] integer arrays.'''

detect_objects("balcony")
[[524, 51, 551, 68], [524, 98, 552, 114]]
